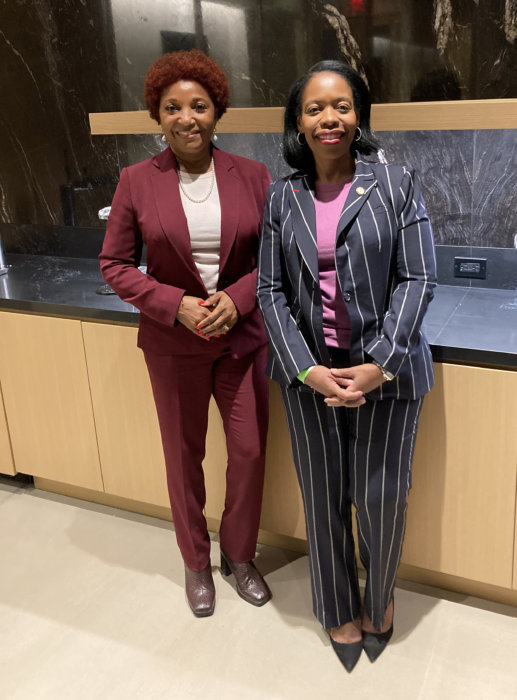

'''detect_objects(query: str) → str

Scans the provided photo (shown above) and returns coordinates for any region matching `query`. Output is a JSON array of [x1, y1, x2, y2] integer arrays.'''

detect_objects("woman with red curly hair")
[[100, 50, 272, 617]]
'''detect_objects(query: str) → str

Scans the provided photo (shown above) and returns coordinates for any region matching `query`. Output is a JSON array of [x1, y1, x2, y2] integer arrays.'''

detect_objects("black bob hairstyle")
[[283, 60, 380, 174]]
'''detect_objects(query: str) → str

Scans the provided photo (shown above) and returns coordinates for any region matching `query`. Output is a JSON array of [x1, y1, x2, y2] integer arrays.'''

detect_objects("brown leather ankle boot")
[[184, 563, 215, 617], [220, 550, 272, 606]]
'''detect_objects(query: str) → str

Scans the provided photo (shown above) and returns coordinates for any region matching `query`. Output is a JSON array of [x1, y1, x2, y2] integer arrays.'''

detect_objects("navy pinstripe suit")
[[257, 158, 436, 630]]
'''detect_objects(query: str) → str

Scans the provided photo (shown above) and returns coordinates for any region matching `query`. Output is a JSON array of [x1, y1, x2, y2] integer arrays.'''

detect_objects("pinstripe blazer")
[[257, 158, 437, 401]]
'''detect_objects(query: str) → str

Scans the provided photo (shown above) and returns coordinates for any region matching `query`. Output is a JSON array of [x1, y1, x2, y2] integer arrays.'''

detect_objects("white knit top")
[[178, 170, 221, 295]]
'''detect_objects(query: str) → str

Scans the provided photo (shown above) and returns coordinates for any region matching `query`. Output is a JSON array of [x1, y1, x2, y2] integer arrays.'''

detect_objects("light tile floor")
[[1, 477, 516, 700]]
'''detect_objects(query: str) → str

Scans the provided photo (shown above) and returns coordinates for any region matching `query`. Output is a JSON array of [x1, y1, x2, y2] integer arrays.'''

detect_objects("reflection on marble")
[[109, 0, 516, 107]]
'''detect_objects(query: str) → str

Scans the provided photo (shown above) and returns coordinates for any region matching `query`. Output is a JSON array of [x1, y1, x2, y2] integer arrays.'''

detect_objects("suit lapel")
[[288, 173, 331, 364], [213, 148, 240, 274], [336, 158, 378, 241], [150, 148, 207, 290], [289, 174, 319, 281]]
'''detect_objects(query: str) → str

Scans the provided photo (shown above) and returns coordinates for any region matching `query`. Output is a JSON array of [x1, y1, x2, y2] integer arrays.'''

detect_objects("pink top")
[[314, 180, 352, 348]]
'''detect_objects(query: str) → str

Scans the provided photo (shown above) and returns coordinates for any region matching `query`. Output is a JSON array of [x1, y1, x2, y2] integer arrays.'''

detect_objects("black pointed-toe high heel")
[[362, 601, 394, 662], [362, 625, 393, 662], [329, 635, 363, 673]]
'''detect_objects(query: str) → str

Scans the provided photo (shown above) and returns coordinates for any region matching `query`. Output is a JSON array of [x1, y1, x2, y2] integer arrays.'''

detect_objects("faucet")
[[96, 206, 116, 294], [0, 234, 8, 276]]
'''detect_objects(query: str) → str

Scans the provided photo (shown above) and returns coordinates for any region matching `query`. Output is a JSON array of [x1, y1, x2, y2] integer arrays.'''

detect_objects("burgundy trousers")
[[144, 341, 269, 571]]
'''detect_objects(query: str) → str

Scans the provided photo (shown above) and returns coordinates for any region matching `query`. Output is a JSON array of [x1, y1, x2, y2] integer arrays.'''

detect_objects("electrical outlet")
[[454, 257, 487, 279]]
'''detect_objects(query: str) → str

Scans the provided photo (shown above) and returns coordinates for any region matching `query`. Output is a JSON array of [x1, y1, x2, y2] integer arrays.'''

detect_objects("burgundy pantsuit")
[[144, 343, 268, 570], [100, 146, 271, 571]]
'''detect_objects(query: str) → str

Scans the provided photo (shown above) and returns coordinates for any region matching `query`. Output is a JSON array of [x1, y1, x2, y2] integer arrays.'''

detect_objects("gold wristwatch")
[[372, 361, 394, 381]]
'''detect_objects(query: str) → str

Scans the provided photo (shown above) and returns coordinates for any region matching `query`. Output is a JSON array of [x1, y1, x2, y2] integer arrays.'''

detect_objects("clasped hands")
[[176, 291, 238, 340], [304, 363, 386, 408]]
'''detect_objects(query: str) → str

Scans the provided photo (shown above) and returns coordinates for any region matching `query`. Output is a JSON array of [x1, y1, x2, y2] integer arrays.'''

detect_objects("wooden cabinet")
[[81, 322, 169, 506], [514, 493, 517, 590], [0, 312, 103, 489], [0, 381, 15, 475], [260, 382, 306, 539], [402, 363, 517, 589]]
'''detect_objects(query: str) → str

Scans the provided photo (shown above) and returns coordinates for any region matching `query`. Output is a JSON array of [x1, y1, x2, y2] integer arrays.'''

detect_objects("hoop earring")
[[354, 127, 362, 142], [296, 132, 306, 146], [161, 134, 167, 142]]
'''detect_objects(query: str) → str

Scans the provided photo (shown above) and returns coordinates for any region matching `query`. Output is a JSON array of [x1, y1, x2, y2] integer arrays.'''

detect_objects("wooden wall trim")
[[89, 99, 517, 135]]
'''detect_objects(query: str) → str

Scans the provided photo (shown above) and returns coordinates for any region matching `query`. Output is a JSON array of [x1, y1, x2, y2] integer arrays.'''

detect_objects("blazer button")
[[343, 291, 352, 302]]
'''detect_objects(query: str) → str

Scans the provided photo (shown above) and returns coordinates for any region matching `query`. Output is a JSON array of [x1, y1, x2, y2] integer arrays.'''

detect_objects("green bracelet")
[[297, 367, 314, 383]]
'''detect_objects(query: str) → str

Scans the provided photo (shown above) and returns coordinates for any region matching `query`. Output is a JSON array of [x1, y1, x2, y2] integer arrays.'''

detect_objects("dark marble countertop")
[[0, 254, 516, 368], [0, 253, 138, 324], [423, 284, 517, 367]]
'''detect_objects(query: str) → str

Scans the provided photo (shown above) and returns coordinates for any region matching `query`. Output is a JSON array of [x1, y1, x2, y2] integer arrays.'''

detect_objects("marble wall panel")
[[115, 134, 165, 171], [214, 133, 291, 182], [379, 130, 473, 246], [471, 130, 517, 249]]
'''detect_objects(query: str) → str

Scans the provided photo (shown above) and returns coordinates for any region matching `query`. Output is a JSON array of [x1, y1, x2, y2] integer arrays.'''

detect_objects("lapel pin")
[[356, 186, 366, 195]]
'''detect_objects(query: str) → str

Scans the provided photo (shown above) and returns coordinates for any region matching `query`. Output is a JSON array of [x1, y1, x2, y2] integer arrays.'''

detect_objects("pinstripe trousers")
[[281, 385, 423, 631]]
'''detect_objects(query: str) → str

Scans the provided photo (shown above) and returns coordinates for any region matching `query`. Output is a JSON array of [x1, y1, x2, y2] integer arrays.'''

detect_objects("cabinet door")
[[514, 475, 517, 590], [82, 322, 169, 506], [0, 381, 15, 475], [0, 312, 103, 489], [402, 363, 517, 588]]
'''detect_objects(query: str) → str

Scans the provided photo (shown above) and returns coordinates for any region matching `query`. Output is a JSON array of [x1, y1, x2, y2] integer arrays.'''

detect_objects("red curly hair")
[[144, 50, 230, 122]]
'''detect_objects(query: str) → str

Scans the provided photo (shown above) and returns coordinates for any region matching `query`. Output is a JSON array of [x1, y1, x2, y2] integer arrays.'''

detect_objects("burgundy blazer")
[[99, 147, 271, 357]]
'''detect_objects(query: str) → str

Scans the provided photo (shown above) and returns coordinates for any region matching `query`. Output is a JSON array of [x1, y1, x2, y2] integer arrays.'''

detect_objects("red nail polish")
[[197, 301, 204, 306], [196, 324, 202, 329]]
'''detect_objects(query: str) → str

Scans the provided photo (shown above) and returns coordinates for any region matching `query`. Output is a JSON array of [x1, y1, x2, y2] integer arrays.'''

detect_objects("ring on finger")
[[222, 323, 230, 332]]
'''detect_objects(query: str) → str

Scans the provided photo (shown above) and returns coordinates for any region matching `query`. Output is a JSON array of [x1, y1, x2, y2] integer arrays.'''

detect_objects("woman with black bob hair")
[[258, 60, 436, 672], [283, 60, 380, 173]]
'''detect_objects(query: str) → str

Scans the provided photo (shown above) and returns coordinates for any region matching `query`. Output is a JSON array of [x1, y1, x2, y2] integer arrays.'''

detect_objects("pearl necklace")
[[177, 157, 215, 204]]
